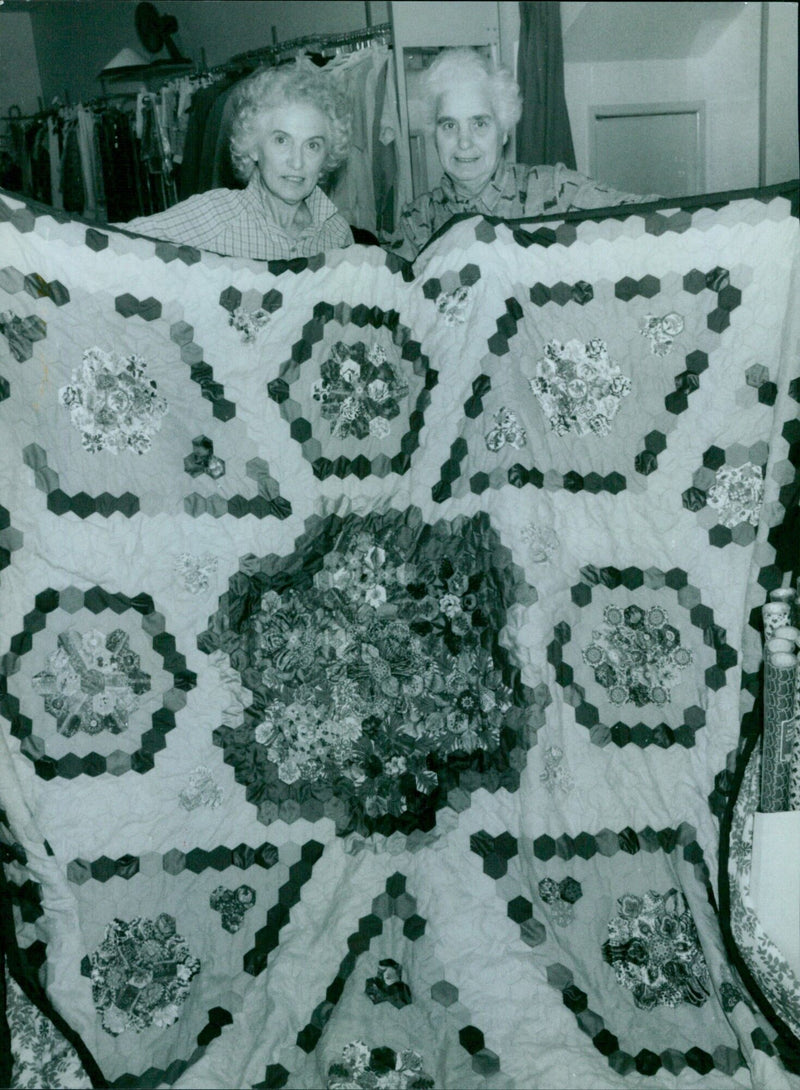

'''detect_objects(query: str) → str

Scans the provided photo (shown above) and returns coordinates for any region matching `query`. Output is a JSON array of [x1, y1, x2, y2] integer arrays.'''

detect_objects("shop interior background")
[[0, 0, 797, 209]]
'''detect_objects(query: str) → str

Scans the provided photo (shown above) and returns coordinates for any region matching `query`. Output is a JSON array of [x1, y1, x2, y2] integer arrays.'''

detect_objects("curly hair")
[[229, 59, 351, 182], [420, 48, 522, 134]]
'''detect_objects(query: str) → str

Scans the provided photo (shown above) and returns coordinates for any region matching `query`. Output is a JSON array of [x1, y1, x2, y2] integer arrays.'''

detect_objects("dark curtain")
[[515, 1, 576, 168]]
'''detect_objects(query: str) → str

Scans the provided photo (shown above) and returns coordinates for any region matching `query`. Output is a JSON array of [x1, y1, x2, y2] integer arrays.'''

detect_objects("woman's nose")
[[457, 127, 473, 148], [288, 143, 303, 168]]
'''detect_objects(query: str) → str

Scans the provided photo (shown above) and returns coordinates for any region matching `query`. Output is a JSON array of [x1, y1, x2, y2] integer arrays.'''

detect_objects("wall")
[[563, 1, 762, 193], [0, 11, 43, 115], [21, 0, 388, 106], [765, 1, 799, 184]]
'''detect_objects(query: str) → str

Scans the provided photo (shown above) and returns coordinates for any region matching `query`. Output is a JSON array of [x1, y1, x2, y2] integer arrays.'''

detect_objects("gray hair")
[[229, 59, 351, 182], [421, 48, 522, 134]]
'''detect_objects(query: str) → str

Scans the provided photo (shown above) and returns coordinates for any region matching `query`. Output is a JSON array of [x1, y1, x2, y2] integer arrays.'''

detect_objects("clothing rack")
[[205, 21, 393, 78], [0, 94, 137, 124]]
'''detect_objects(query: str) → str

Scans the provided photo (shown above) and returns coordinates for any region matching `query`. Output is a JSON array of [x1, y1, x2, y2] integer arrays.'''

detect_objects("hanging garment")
[[76, 107, 100, 220], [29, 122, 51, 205], [97, 111, 141, 223], [327, 48, 382, 232], [210, 87, 240, 191], [376, 56, 411, 238], [60, 120, 84, 214], [47, 118, 63, 210], [179, 81, 232, 200]]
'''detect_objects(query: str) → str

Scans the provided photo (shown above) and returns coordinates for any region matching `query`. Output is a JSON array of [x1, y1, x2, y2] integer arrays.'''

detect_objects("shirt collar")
[[245, 173, 341, 237], [440, 159, 515, 213]]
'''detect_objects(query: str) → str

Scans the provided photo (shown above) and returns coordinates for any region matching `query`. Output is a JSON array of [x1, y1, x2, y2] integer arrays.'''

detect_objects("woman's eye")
[[439, 121, 455, 131], [308, 140, 321, 152], [474, 119, 488, 129], [274, 135, 286, 145]]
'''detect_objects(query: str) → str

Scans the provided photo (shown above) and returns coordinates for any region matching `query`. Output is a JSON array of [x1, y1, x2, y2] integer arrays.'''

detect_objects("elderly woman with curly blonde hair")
[[389, 48, 656, 261], [124, 60, 354, 260]]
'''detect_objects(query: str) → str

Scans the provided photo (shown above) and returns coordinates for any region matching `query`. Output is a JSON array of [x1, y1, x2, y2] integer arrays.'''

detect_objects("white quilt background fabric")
[[0, 189, 798, 1089]]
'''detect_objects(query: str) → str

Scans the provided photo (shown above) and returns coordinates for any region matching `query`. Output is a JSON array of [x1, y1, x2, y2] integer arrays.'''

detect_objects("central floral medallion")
[[201, 509, 545, 837]]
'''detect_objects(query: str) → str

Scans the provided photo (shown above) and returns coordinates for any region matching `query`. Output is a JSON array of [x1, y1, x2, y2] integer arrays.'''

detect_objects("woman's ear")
[[503, 132, 509, 146]]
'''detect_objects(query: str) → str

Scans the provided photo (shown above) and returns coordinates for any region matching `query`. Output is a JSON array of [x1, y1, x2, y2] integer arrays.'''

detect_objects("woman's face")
[[433, 78, 505, 195], [252, 100, 329, 205]]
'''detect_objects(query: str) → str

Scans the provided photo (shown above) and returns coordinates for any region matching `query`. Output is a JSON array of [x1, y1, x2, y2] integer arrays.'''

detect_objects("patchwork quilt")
[[0, 184, 799, 1090]]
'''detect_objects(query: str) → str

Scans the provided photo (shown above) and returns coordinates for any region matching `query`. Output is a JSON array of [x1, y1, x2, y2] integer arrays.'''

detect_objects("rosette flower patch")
[[582, 604, 692, 708], [706, 462, 764, 529], [312, 341, 409, 440], [530, 338, 630, 437], [59, 346, 167, 454], [33, 628, 150, 736]]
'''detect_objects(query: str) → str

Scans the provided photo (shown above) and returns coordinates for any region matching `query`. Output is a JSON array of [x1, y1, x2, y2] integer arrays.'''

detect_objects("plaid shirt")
[[123, 173, 353, 260], [388, 160, 658, 260]]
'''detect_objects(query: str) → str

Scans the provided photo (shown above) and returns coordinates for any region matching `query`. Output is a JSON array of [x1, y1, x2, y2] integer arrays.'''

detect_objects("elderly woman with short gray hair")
[[390, 48, 656, 261], [124, 60, 354, 260]]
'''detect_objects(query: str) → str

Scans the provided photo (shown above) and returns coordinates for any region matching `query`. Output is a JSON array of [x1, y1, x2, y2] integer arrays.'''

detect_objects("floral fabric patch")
[[539, 876, 583, 926], [183, 435, 225, 479], [520, 523, 559, 563], [435, 285, 471, 325], [485, 407, 526, 452], [59, 346, 167, 454], [327, 1041, 433, 1090], [719, 980, 745, 1013], [539, 745, 574, 794], [88, 914, 200, 1036], [175, 552, 218, 595], [178, 766, 223, 811], [229, 305, 271, 343], [602, 889, 710, 1010], [312, 341, 409, 440], [529, 338, 630, 437], [0, 308, 47, 362], [640, 312, 685, 356], [582, 604, 692, 708], [6, 969, 92, 1090], [209, 884, 256, 933], [706, 462, 764, 528], [32, 628, 150, 736], [365, 958, 412, 1008]]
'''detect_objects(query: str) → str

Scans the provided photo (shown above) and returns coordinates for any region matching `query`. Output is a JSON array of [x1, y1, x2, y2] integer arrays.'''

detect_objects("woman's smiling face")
[[252, 100, 329, 205], [433, 78, 505, 196]]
